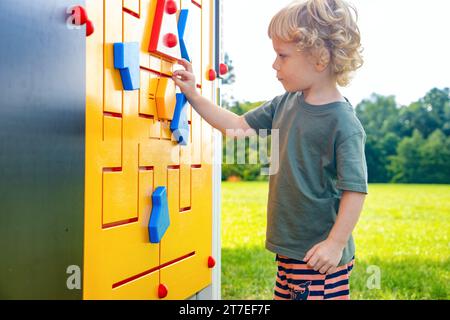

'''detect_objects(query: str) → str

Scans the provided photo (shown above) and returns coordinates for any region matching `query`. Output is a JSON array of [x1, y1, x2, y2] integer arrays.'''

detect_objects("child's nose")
[[272, 60, 279, 71]]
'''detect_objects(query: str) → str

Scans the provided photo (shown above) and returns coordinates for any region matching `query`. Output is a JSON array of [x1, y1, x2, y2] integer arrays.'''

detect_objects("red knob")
[[219, 63, 229, 76], [207, 69, 216, 81], [208, 256, 216, 268], [86, 20, 94, 37], [158, 284, 168, 298], [163, 33, 178, 48], [71, 5, 88, 25], [165, 0, 178, 14]]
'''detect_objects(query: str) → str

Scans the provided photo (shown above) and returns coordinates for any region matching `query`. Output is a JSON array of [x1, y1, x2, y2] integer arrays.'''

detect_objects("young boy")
[[173, 0, 368, 300]]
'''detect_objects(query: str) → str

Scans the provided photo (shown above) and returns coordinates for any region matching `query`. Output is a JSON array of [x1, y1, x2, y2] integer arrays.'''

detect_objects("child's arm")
[[172, 59, 255, 138], [304, 191, 366, 274]]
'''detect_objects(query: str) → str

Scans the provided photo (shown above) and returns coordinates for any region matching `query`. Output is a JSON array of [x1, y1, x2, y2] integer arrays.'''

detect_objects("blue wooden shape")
[[113, 42, 140, 90], [170, 93, 189, 145], [148, 186, 170, 243], [177, 9, 190, 62]]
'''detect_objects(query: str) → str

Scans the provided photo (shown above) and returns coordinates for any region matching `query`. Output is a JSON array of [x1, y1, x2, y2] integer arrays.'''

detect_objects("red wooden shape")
[[165, 0, 178, 14], [207, 69, 216, 81], [158, 284, 168, 298], [219, 63, 229, 75], [86, 19, 94, 37], [71, 5, 88, 25], [163, 33, 178, 48], [208, 256, 216, 268]]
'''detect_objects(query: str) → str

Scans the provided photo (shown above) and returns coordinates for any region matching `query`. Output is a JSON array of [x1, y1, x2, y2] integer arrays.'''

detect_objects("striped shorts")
[[274, 254, 355, 300]]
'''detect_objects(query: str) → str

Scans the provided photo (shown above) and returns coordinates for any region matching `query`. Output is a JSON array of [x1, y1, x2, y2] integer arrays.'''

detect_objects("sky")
[[221, 0, 450, 107]]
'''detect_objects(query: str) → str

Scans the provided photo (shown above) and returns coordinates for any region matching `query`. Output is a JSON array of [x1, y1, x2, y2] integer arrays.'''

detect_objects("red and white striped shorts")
[[274, 254, 355, 300]]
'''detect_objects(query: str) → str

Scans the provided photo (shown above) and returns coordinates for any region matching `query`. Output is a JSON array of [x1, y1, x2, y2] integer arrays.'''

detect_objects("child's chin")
[[283, 85, 300, 93]]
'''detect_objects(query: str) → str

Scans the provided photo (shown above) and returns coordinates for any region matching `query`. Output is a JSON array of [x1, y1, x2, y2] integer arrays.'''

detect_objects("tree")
[[422, 87, 450, 136], [356, 94, 402, 139], [388, 130, 424, 183], [356, 94, 401, 182], [419, 129, 450, 183], [398, 87, 450, 138]]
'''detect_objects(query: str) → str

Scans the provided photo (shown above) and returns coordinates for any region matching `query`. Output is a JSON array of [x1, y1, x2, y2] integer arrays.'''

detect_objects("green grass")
[[221, 182, 450, 300]]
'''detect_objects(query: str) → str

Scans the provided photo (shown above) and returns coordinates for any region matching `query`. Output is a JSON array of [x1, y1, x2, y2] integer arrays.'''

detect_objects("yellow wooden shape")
[[155, 77, 176, 120]]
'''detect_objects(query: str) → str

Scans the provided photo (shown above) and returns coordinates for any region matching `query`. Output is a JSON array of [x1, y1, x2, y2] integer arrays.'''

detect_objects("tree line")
[[356, 87, 450, 183], [221, 87, 450, 184]]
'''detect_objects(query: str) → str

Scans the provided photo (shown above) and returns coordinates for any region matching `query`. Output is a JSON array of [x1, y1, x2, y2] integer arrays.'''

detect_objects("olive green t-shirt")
[[243, 91, 368, 266]]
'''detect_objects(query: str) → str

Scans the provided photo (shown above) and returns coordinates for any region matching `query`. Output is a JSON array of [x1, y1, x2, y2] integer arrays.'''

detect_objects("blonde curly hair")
[[268, 0, 363, 87]]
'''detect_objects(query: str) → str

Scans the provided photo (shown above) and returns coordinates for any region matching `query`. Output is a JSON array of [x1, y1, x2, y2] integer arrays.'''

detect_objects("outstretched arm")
[[172, 59, 255, 137]]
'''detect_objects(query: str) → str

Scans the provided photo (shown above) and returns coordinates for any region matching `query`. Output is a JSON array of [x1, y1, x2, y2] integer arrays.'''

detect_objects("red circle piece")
[[165, 0, 178, 15], [163, 33, 178, 48], [219, 63, 229, 76]]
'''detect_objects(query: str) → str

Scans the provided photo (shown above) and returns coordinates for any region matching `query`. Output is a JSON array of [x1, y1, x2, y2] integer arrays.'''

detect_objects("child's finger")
[[172, 75, 181, 87], [177, 58, 193, 73], [173, 70, 193, 82], [326, 266, 337, 275], [319, 264, 331, 275], [303, 244, 318, 262], [307, 254, 319, 269]]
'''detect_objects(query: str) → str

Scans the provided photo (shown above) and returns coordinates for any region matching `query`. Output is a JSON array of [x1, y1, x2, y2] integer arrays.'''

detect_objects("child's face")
[[272, 38, 319, 93]]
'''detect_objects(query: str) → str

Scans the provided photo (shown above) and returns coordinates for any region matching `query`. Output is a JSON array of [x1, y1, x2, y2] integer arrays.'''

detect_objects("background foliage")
[[221, 87, 450, 184]]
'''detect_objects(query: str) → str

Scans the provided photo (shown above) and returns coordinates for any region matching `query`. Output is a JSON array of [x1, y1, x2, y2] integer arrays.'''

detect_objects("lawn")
[[221, 182, 450, 300]]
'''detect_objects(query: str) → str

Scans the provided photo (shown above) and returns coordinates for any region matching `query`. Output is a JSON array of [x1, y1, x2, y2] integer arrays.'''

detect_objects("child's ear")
[[314, 48, 330, 72]]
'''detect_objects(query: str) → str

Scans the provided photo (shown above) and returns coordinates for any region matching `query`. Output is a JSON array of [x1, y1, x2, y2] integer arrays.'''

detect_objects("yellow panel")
[[140, 75, 158, 118], [123, 2, 141, 43], [85, 0, 214, 300], [161, 59, 173, 76], [160, 166, 213, 298], [160, 254, 211, 300], [180, 146, 191, 209], [139, 139, 180, 183], [103, 170, 138, 225], [161, 167, 211, 261], [123, 0, 154, 71], [104, 0, 123, 114], [111, 271, 159, 300], [161, 119, 173, 140], [138, 70, 151, 116], [191, 107, 202, 163], [123, 0, 140, 16], [191, 5, 202, 86], [160, 169, 194, 263], [149, 55, 162, 73], [101, 116, 122, 168], [141, 0, 156, 69], [150, 118, 161, 138]]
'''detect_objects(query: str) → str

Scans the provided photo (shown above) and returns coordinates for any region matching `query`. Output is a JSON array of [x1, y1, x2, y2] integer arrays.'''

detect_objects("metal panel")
[[0, 0, 85, 299]]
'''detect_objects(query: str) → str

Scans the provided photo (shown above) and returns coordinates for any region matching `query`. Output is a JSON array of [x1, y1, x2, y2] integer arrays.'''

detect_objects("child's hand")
[[172, 59, 198, 100], [303, 239, 344, 275]]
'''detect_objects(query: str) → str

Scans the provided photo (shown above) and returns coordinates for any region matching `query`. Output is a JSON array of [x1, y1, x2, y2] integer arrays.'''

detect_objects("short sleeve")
[[243, 95, 282, 135], [336, 132, 368, 194]]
